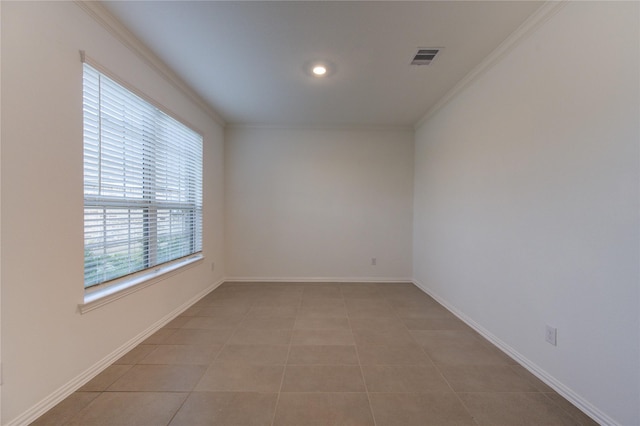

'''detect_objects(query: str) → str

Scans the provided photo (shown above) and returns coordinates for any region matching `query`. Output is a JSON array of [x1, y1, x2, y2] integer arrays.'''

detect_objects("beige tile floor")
[[31, 282, 599, 426]]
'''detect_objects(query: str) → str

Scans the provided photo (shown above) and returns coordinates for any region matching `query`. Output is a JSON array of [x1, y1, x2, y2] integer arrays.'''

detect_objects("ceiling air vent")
[[411, 48, 441, 66]]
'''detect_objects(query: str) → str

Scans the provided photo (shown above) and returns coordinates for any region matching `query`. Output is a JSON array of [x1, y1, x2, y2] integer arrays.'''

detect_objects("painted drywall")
[[413, 2, 639, 425], [1, 2, 225, 424], [225, 127, 413, 280], [0, 1, 3, 423]]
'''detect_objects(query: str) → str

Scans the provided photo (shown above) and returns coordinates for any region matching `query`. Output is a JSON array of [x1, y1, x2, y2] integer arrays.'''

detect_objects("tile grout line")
[[163, 392, 191, 426], [539, 391, 594, 426], [165, 287, 256, 425], [345, 286, 379, 426], [400, 296, 482, 426], [269, 290, 302, 426], [429, 361, 482, 426], [165, 286, 252, 426]]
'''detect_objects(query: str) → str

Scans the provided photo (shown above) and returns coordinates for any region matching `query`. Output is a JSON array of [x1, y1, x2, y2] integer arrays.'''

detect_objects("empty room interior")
[[1, 1, 639, 425]]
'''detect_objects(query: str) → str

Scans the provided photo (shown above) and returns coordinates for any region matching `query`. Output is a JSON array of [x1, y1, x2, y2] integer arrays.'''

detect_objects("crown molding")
[[74, 1, 226, 127], [226, 123, 414, 132], [414, 0, 568, 130]]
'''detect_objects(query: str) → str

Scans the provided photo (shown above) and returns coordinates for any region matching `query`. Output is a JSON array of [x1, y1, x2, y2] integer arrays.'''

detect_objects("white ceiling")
[[102, 1, 543, 127]]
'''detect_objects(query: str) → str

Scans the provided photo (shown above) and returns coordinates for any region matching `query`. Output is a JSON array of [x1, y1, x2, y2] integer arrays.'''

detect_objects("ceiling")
[[102, 1, 543, 127]]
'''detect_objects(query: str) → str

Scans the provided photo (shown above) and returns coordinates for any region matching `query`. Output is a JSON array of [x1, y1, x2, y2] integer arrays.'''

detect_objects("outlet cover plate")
[[545, 325, 557, 346]]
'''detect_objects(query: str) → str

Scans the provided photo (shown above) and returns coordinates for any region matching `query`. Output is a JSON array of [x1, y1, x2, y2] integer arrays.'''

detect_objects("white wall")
[[413, 2, 639, 425], [0, 1, 3, 422], [1, 2, 225, 424], [225, 127, 413, 280]]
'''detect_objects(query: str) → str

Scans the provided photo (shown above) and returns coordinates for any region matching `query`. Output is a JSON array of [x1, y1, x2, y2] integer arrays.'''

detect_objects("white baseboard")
[[412, 279, 617, 426], [9, 279, 224, 426], [223, 276, 413, 283]]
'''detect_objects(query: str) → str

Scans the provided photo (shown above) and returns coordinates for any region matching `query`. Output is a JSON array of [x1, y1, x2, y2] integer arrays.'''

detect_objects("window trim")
[[79, 253, 203, 314], [80, 52, 205, 309]]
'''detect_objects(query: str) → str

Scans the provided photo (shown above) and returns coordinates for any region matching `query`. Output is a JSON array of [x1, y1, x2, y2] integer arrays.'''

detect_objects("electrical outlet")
[[371, 257, 377, 266], [545, 325, 557, 346], [211, 262, 215, 271]]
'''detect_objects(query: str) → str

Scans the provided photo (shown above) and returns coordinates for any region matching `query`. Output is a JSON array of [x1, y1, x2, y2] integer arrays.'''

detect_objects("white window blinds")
[[83, 62, 203, 288]]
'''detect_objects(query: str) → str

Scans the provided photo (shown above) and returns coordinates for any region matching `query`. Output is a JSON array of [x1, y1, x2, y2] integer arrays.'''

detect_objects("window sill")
[[79, 254, 203, 314]]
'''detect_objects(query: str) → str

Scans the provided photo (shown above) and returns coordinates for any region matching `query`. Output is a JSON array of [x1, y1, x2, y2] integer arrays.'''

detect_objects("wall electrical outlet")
[[211, 262, 215, 272], [545, 325, 557, 346], [371, 258, 377, 266]]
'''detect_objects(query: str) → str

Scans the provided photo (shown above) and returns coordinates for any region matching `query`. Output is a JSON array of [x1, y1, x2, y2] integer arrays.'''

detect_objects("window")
[[83, 62, 203, 289]]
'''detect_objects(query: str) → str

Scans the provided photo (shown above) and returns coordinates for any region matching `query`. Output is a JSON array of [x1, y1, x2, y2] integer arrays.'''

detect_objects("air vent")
[[411, 48, 441, 66]]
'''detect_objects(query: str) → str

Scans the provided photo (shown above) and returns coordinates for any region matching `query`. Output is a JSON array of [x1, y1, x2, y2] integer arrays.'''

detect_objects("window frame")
[[80, 53, 204, 310]]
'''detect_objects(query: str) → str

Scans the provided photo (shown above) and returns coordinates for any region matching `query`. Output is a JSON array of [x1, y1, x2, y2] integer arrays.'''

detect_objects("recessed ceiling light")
[[305, 60, 335, 78], [312, 65, 327, 76]]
